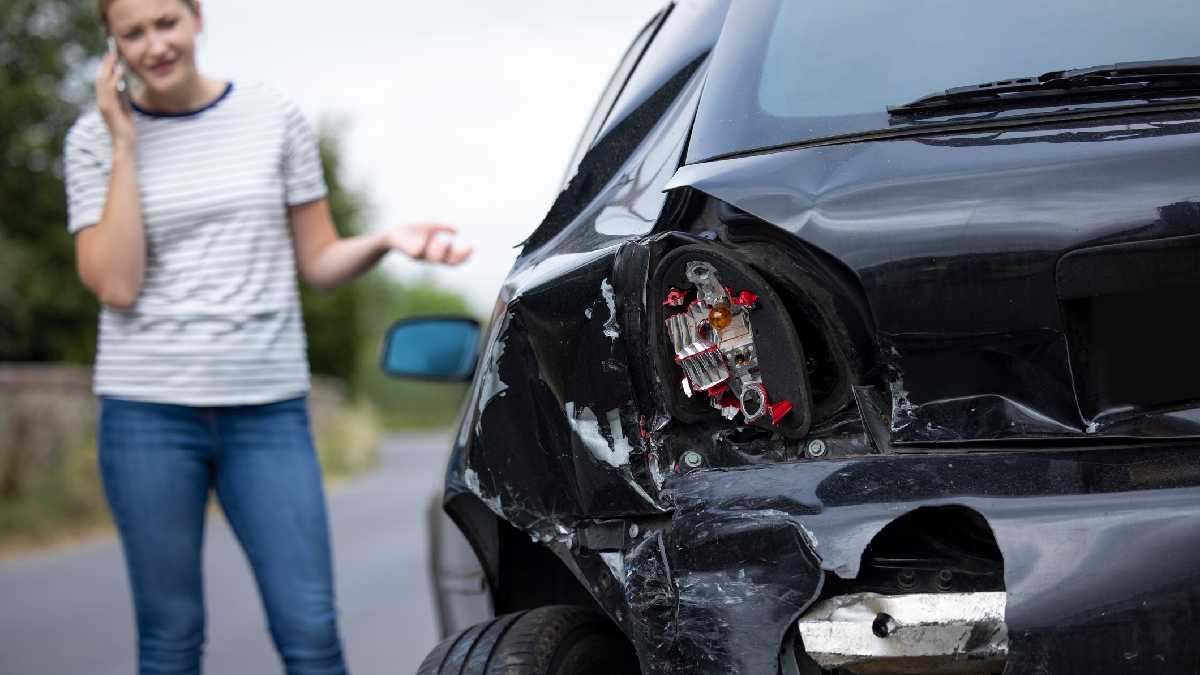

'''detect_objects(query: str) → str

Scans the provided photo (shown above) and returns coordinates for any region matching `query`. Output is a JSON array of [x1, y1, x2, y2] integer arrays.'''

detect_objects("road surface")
[[0, 431, 452, 675]]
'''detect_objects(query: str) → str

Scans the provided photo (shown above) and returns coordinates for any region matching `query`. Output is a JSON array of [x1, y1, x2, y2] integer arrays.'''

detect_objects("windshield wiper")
[[889, 57, 1200, 115]]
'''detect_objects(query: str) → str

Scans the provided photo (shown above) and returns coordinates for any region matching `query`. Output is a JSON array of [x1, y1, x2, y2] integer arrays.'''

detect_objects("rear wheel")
[[416, 605, 640, 675]]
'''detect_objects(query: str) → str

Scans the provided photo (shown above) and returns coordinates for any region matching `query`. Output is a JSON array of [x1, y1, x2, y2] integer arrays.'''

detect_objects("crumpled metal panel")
[[447, 210, 1200, 674], [444, 42, 713, 532], [667, 113, 1200, 443], [571, 447, 1200, 674], [449, 249, 665, 536]]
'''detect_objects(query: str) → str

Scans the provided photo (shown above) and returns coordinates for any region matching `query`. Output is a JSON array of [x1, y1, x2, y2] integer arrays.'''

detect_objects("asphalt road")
[[0, 431, 452, 675]]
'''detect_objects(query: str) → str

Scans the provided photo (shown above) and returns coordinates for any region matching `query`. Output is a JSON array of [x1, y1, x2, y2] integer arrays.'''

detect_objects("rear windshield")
[[688, 0, 1200, 162]]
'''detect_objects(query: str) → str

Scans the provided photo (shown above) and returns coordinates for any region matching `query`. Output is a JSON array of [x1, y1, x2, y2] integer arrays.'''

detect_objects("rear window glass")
[[688, 0, 1200, 162]]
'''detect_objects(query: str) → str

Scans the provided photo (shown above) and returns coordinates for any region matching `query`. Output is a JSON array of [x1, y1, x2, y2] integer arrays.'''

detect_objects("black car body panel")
[[668, 112, 1200, 443], [623, 449, 1200, 674], [431, 1, 1200, 673]]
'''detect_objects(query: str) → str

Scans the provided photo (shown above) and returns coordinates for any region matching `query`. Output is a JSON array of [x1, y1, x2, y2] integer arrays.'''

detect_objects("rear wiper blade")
[[889, 57, 1200, 115]]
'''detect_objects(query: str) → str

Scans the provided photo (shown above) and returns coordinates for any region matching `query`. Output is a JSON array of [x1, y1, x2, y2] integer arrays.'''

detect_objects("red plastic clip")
[[731, 290, 759, 307], [718, 393, 741, 409], [638, 415, 652, 443], [768, 400, 793, 425], [705, 383, 730, 399]]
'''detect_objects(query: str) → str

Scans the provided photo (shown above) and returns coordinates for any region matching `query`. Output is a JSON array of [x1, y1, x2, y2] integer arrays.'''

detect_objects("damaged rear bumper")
[[556, 445, 1200, 675]]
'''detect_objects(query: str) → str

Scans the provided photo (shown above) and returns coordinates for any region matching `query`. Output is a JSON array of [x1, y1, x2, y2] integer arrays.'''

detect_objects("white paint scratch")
[[648, 452, 666, 489], [478, 337, 509, 404], [564, 402, 633, 467], [889, 377, 916, 431], [600, 551, 626, 587], [798, 522, 820, 549], [462, 466, 503, 516], [600, 278, 620, 340]]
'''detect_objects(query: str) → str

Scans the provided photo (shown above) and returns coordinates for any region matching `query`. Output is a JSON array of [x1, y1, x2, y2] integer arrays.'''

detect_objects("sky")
[[198, 0, 667, 314]]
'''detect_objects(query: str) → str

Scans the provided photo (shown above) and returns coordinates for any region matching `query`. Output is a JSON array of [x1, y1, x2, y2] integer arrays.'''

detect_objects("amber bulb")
[[708, 302, 733, 331]]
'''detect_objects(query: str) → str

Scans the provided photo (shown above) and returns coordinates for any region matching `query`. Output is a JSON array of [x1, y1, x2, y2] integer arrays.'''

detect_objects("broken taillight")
[[663, 261, 793, 426]]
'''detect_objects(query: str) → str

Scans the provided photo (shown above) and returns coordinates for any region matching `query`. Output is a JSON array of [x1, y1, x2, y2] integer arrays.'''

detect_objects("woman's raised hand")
[[96, 52, 136, 148], [381, 223, 473, 265]]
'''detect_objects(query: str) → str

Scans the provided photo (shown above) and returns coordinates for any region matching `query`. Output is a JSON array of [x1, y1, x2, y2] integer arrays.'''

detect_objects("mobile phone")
[[106, 37, 133, 106]]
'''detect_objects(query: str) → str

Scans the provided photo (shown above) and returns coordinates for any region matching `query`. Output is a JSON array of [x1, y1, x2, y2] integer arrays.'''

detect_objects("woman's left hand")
[[380, 223, 473, 265]]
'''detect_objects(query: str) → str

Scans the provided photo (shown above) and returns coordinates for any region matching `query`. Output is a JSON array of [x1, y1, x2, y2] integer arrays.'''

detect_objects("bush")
[[0, 440, 108, 555], [314, 400, 383, 478]]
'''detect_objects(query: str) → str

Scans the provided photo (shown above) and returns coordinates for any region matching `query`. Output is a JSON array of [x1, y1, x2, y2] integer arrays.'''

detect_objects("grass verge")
[[314, 400, 383, 479]]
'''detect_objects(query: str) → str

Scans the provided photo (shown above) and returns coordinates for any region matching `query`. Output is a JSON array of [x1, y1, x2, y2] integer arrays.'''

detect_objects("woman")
[[63, 1, 471, 673]]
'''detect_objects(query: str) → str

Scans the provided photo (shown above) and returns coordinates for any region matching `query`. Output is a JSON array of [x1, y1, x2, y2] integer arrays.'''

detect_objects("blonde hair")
[[96, 0, 199, 34]]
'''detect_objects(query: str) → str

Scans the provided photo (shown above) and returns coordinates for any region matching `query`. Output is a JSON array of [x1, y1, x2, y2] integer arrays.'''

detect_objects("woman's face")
[[106, 0, 202, 97]]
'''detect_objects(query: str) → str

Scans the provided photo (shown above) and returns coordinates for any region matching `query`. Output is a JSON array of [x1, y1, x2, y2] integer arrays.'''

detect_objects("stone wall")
[[0, 363, 346, 498], [0, 364, 94, 498]]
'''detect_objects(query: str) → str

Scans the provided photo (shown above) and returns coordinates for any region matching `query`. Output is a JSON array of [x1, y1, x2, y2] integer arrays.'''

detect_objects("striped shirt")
[[63, 82, 327, 406]]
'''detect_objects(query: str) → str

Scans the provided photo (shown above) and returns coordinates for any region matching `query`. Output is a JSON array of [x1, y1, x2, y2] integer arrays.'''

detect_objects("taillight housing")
[[651, 244, 812, 438]]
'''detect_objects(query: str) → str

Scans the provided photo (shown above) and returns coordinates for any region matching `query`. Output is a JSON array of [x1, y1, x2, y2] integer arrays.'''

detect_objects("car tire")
[[415, 605, 640, 675]]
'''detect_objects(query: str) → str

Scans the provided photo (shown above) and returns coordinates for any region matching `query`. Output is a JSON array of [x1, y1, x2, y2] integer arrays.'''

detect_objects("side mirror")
[[380, 317, 481, 382]]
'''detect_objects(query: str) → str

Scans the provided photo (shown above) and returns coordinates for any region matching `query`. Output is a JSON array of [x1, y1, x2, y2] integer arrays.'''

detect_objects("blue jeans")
[[98, 396, 348, 675]]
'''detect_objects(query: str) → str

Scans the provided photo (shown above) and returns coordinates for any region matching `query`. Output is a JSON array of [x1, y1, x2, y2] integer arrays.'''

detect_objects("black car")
[[383, 1, 1200, 673]]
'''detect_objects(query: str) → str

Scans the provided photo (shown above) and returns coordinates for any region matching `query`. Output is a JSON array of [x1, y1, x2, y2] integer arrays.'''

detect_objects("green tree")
[[300, 125, 367, 388], [356, 273, 476, 427], [0, 1, 105, 362]]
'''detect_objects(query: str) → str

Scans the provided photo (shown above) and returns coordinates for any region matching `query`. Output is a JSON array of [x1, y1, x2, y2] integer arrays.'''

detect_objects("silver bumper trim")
[[796, 591, 1007, 674]]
